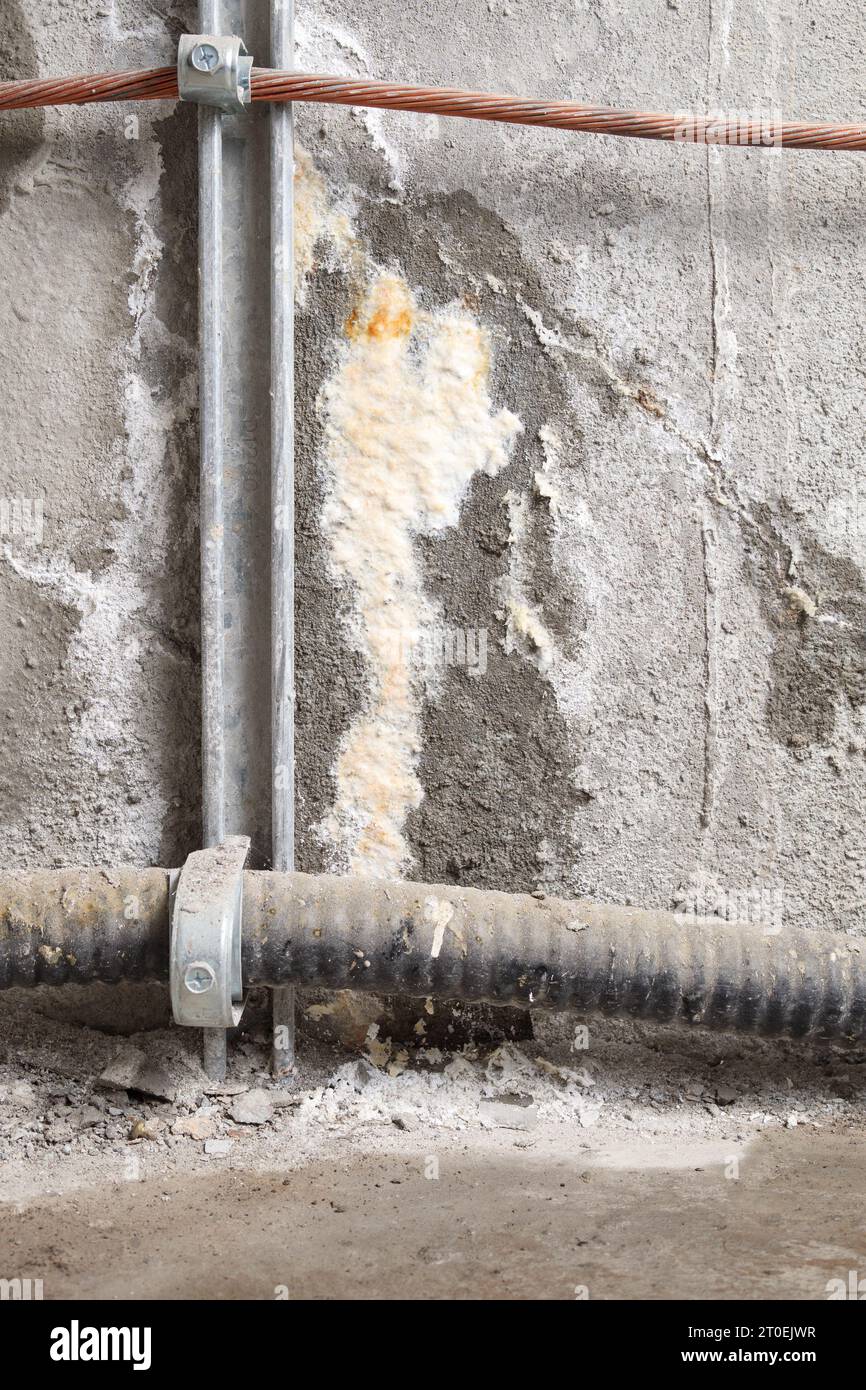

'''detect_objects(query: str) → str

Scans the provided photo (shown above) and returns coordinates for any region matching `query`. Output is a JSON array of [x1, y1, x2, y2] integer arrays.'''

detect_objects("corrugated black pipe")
[[1, 867, 865, 1040]]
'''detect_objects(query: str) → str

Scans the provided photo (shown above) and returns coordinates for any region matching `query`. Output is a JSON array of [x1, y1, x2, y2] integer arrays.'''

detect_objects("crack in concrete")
[[517, 294, 793, 581]]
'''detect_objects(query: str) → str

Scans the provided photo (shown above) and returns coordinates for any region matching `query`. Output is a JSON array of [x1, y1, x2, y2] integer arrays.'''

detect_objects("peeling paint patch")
[[304, 1003, 336, 1019], [424, 895, 468, 959], [317, 272, 522, 876], [363, 1022, 392, 1068]]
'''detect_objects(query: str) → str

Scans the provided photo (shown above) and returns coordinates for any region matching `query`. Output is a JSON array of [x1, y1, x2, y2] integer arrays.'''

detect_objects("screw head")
[[190, 43, 221, 74], [184, 961, 217, 994]]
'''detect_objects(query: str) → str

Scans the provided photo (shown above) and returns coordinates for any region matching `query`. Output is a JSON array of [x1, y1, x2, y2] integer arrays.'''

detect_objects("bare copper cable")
[[0, 66, 178, 111], [250, 71, 866, 151], [1, 65, 865, 152]]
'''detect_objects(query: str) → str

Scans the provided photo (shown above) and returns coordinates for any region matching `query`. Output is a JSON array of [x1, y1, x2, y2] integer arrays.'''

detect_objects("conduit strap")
[[0, 64, 865, 152]]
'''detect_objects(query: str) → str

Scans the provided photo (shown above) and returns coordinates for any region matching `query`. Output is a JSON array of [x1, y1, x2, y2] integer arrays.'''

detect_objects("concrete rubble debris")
[[129, 1118, 163, 1141], [171, 1114, 218, 1140], [391, 1111, 419, 1131], [228, 1089, 275, 1125], [99, 1046, 178, 1103], [0, 1080, 39, 1109], [70, 1105, 103, 1130], [479, 1093, 539, 1130], [714, 1084, 738, 1106]]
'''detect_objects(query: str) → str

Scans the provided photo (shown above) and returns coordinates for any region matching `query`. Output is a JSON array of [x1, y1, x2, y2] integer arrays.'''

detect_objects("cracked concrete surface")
[[0, 0, 865, 1300], [295, 0, 866, 932], [2, 1, 863, 933]]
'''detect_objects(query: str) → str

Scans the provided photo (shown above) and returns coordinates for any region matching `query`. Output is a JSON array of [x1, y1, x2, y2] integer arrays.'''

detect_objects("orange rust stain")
[[345, 277, 415, 342], [366, 302, 414, 339]]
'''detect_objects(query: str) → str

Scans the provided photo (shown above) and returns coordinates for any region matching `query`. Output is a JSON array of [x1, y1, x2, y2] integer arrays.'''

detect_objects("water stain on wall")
[[294, 148, 590, 898], [318, 272, 521, 876], [356, 190, 587, 894]]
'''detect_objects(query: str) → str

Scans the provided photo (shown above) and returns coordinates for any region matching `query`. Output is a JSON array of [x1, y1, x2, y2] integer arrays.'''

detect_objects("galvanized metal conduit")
[[2, 868, 865, 1041], [269, 0, 297, 1078], [196, 2, 297, 1080], [197, 0, 229, 1082]]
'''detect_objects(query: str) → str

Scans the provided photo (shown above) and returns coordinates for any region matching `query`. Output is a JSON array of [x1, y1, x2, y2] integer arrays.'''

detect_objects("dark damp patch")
[[294, 265, 367, 872], [744, 500, 866, 749]]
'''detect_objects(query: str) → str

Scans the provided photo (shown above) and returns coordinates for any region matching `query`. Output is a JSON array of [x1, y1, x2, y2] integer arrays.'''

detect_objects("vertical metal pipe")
[[199, 104, 226, 853], [198, 0, 228, 1081], [197, 0, 291, 1080], [270, 0, 296, 1077]]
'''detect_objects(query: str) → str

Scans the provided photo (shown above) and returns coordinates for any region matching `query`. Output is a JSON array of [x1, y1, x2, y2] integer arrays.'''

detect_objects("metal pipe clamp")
[[178, 34, 253, 114], [170, 835, 250, 1028]]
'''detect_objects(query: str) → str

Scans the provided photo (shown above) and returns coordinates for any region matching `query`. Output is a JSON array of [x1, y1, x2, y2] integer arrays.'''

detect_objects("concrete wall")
[[2, 0, 865, 1000]]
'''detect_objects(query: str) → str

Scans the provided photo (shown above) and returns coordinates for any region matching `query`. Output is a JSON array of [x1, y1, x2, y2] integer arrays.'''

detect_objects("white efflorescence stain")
[[535, 424, 563, 515], [292, 144, 529, 877], [496, 489, 556, 675], [6, 102, 189, 861], [313, 270, 522, 877], [293, 148, 357, 302], [295, 13, 430, 190]]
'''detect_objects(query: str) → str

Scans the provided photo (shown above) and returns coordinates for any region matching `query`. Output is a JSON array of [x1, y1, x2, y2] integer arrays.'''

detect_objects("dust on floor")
[[4, 1128, 866, 1300], [0, 992, 864, 1299]]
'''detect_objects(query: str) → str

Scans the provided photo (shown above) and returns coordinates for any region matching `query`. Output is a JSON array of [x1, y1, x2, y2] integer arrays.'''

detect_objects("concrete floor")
[[2, 994, 864, 1301], [4, 1125, 865, 1300]]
